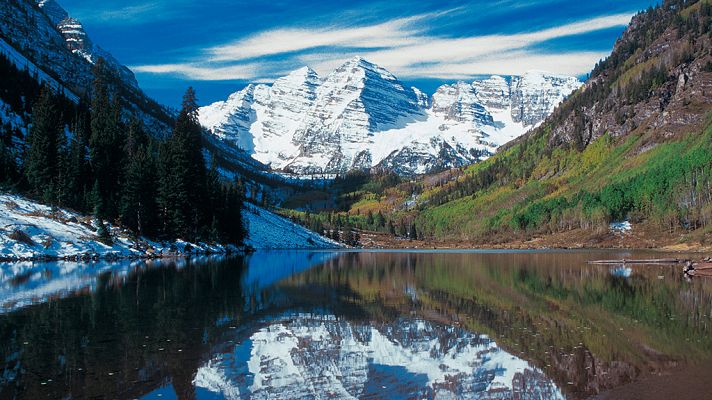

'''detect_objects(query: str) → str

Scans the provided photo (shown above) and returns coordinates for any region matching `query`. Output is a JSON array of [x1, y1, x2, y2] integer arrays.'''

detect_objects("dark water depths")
[[0, 250, 711, 399]]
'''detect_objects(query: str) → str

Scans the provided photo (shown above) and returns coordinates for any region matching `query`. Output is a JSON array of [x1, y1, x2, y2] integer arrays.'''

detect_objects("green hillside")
[[417, 123, 711, 241]]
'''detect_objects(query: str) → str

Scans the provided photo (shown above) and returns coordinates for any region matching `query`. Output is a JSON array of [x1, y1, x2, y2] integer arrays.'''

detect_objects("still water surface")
[[0, 250, 710, 399]]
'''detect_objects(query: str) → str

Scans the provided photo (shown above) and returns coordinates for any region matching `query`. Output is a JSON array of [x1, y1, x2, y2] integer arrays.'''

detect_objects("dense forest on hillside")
[[0, 55, 246, 245], [281, 0, 712, 248]]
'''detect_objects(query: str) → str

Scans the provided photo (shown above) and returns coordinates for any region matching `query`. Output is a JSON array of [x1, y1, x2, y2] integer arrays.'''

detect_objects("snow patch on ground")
[[0, 192, 337, 260], [243, 204, 339, 250], [609, 221, 632, 233]]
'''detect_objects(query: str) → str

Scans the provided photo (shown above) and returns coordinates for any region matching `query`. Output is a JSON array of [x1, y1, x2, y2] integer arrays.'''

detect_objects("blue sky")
[[58, 0, 658, 108]]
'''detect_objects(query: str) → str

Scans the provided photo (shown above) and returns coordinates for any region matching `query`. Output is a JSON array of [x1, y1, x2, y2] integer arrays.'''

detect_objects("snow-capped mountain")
[[200, 57, 581, 175], [0, 0, 171, 136], [193, 315, 564, 399]]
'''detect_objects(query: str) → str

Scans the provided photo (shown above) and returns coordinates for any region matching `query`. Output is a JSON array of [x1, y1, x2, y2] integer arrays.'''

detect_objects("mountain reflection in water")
[[0, 250, 710, 399]]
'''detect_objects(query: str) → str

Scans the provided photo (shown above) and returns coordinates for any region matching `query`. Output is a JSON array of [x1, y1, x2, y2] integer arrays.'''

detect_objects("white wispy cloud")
[[132, 11, 633, 82], [72, 1, 188, 24], [207, 14, 430, 62], [348, 13, 632, 70], [397, 51, 612, 78], [133, 63, 263, 81]]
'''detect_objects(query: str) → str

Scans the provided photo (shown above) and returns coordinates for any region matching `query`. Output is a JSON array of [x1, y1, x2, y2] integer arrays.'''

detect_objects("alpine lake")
[[1, 250, 711, 399]]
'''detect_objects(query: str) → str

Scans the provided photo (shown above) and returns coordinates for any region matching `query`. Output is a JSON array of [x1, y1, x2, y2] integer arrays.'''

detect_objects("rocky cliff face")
[[510, 72, 581, 126], [538, 1, 712, 150], [0, 0, 171, 136], [193, 315, 564, 399], [200, 58, 581, 175], [53, 13, 138, 89]]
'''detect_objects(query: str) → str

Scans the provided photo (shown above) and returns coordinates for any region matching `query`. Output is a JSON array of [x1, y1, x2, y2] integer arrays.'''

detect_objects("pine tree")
[[119, 120, 158, 236], [399, 221, 408, 238], [0, 120, 21, 188], [25, 86, 63, 203], [95, 217, 112, 245], [375, 211, 385, 228], [343, 222, 354, 245], [62, 116, 89, 210], [0, 139, 17, 188], [410, 222, 418, 241], [89, 59, 125, 219], [222, 180, 247, 244], [89, 179, 103, 217], [161, 87, 209, 239], [205, 156, 225, 242]]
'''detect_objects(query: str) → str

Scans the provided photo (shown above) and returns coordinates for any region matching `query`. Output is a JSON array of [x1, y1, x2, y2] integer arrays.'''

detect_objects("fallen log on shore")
[[588, 258, 684, 265], [685, 268, 712, 277]]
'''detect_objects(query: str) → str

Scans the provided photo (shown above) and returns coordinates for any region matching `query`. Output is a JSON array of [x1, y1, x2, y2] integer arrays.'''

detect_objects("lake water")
[[0, 250, 710, 399]]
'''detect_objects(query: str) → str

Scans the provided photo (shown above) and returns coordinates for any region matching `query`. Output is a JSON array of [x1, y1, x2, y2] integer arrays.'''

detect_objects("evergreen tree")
[[220, 180, 247, 245], [375, 211, 385, 228], [24, 86, 63, 203], [120, 119, 158, 236], [204, 156, 246, 244], [89, 179, 103, 217], [89, 59, 125, 219], [343, 221, 354, 245], [62, 117, 89, 210], [366, 210, 374, 226], [410, 222, 418, 241], [0, 119, 21, 188], [388, 220, 396, 236], [0, 139, 17, 188], [399, 221, 408, 238], [205, 155, 222, 239], [156, 141, 172, 236], [159, 87, 209, 240], [95, 217, 112, 245]]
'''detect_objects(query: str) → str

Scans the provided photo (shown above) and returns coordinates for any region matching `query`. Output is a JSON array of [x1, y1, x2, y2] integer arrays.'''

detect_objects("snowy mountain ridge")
[[199, 57, 582, 175]]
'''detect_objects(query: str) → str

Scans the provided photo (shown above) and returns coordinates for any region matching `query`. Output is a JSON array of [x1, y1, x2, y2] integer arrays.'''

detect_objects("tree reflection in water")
[[0, 250, 709, 399]]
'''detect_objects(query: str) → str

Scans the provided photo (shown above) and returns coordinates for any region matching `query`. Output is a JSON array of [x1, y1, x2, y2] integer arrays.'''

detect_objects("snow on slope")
[[0, 193, 337, 260], [243, 204, 339, 250], [199, 57, 581, 175], [0, 38, 80, 103], [0, 193, 238, 260]]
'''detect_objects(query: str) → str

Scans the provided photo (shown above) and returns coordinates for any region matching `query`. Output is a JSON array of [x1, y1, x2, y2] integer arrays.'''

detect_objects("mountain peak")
[[519, 70, 581, 86], [346, 55, 369, 66], [36, 0, 68, 25], [339, 56, 386, 73], [331, 56, 401, 85], [284, 66, 319, 82]]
